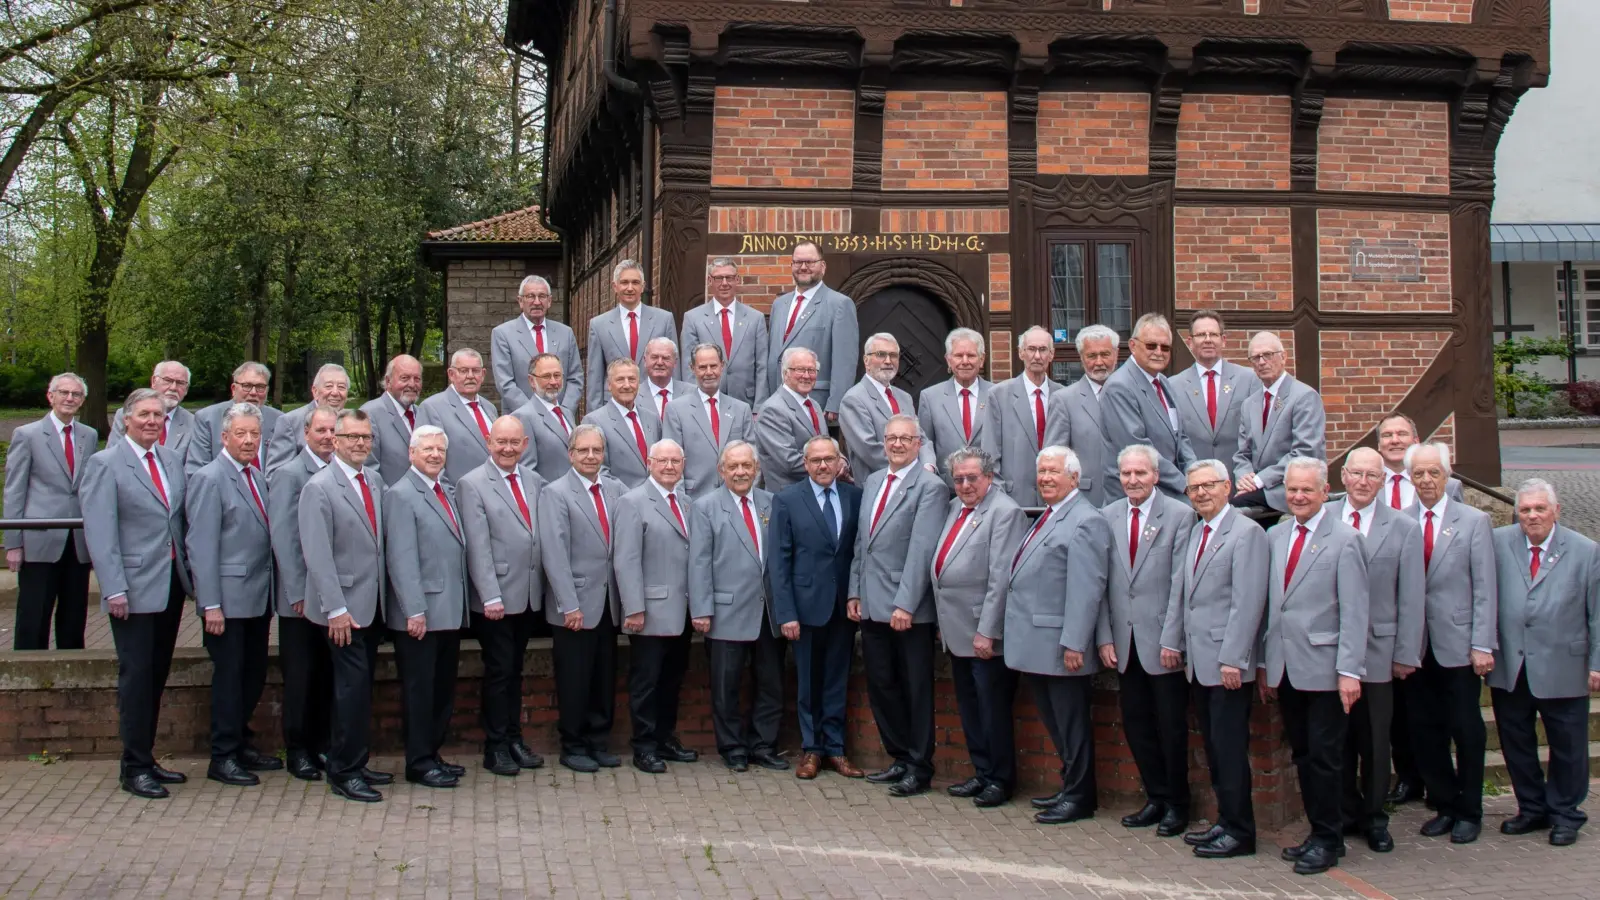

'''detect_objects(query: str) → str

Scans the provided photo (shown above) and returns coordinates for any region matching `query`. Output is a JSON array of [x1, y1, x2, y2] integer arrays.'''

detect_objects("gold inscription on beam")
[[736, 233, 988, 254]]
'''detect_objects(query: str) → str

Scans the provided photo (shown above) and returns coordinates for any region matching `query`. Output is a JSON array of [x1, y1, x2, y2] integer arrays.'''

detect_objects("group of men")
[[4, 242, 1596, 876]]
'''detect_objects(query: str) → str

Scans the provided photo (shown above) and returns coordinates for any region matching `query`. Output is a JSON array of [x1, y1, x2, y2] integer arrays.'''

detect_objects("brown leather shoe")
[[828, 756, 865, 778], [795, 753, 821, 780]]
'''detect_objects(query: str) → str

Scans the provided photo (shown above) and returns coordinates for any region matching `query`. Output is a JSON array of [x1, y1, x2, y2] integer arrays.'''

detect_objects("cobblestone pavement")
[[0, 758, 1594, 899]]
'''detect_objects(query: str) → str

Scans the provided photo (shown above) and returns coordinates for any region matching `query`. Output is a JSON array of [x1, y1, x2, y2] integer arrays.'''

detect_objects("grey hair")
[[1516, 477, 1560, 507], [605, 357, 640, 378], [568, 422, 605, 451], [1075, 324, 1121, 354], [945, 446, 996, 476], [648, 438, 684, 457], [803, 435, 841, 457], [335, 409, 370, 429], [1017, 325, 1054, 350], [719, 439, 759, 467], [305, 406, 341, 433], [884, 413, 920, 438], [518, 274, 552, 295], [612, 259, 643, 282], [706, 257, 737, 273], [863, 332, 900, 356], [1284, 457, 1329, 486], [528, 352, 562, 374], [313, 363, 349, 386], [123, 387, 163, 414], [1131, 313, 1172, 340], [691, 342, 725, 365], [410, 424, 448, 449], [153, 360, 192, 380], [1186, 458, 1231, 483], [944, 328, 985, 356], [383, 355, 420, 381], [1248, 330, 1285, 353], [448, 348, 482, 369], [1037, 444, 1081, 477], [1116, 443, 1161, 471], [645, 336, 679, 359], [221, 402, 262, 432], [233, 361, 271, 382], [781, 346, 818, 371], [48, 372, 87, 394], [1403, 441, 1452, 476]]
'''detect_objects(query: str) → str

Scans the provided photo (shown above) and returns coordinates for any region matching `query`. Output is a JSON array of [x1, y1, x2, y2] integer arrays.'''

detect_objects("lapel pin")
[[1222, 384, 1233, 394], [1442, 527, 1454, 537]]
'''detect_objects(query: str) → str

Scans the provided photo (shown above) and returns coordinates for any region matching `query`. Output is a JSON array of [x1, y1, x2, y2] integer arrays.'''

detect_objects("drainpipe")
[[602, 0, 655, 305]]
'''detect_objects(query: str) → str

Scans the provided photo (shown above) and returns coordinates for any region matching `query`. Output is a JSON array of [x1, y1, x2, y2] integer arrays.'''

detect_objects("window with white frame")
[[1554, 267, 1600, 348]]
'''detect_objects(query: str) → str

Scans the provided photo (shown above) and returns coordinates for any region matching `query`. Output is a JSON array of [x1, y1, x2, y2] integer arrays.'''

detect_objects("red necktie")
[[960, 389, 972, 442], [668, 492, 686, 533], [870, 473, 897, 532], [1390, 474, 1403, 510], [741, 496, 761, 557], [1531, 545, 1542, 580], [1033, 388, 1045, 450], [627, 409, 648, 461], [433, 482, 459, 535], [1284, 524, 1309, 589], [404, 407, 415, 432], [1153, 378, 1170, 410], [1262, 390, 1273, 431], [1205, 371, 1217, 429], [243, 466, 267, 523], [885, 388, 900, 415], [1193, 523, 1212, 573], [63, 426, 75, 475], [783, 293, 806, 341], [627, 310, 639, 359], [804, 398, 820, 434], [720, 307, 733, 357], [159, 417, 169, 446], [144, 451, 168, 507], [708, 397, 720, 443], [553, 407, 571, 435], [590, 483, 610, 544], [534, 323, 545, 353], [468, 400, 490, 440], [356, 472, 377, 534], [1423, 510, 1435, 570], [1350, 510, 1361, 531], [1129, 506, 1141, 567], [1013, 507, 1051, 570], [507, 472, 532, 527], [659, 389, 670, 419], [934, 506, 973, 577]]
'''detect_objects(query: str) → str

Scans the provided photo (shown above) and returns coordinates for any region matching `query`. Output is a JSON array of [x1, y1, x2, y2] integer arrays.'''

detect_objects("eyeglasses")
[[50, 389, 85, 399], [1344, 470, 1385, 482], [787, 367, 819, 376], [951, 474, 986, 485], [1184, 479, 1228, 495], [709, 275, 739, 282], [1138, 340, 1173, 353], [234, 382, 269, 391], [805, 455, 839, 465], [452, 367, 485, 376], [334, 433, 372, 442], [1190, 331, 1223, 341], [1018, 345, 1054, 356], [867, 351, 899, 360], [1248, 351, 1283, 364], [791, 259, 822, 267], [155, 375, 189, 388], [884, 435, 918, 445]]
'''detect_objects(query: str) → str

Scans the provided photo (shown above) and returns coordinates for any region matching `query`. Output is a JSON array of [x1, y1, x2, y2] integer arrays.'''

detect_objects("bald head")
[[1247, 331, 1286, 385], [1341, 447, 1386, 508], [487, 414, 528, 471]]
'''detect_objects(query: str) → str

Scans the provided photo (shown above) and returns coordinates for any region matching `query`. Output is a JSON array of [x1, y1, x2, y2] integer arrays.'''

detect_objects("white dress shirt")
[[649, 379, 677, 418], [388, 391, 415, 433], [1341, 498, 1375, 537], [868, 462, 916, 526], [323, 454, 374, 620], [730, 487, 763, 560], [539, 396, 571, 434], [1023, 372, 1050, 433], [1126, 493, 1153, 560], [1385, 467, 1417, 510]]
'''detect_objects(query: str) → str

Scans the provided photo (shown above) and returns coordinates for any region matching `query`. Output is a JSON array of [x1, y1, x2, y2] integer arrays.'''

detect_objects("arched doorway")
[[855, 286, 952, 402]]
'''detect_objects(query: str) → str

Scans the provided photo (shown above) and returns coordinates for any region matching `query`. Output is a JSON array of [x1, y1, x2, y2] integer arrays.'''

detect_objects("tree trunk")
[[248, 262, 268, 363], [356, 288, 375, 397], [375, 291, 393, 376]]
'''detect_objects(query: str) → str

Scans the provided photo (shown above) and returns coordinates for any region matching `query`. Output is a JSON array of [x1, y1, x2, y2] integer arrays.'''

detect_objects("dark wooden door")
[[855, 286, 953, 403]]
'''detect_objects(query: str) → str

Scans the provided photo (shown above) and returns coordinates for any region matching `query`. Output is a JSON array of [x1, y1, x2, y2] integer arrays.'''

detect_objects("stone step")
[[1481, 703, 1600, 752], [1485, 741, 1600, 787]]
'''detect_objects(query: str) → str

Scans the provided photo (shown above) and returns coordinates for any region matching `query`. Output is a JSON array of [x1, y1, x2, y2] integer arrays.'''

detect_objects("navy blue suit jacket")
[[767, 478, 862, 628]]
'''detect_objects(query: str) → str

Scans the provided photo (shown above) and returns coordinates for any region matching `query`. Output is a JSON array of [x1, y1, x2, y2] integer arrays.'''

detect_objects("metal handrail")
[[0, 518, 84, 529], [1454, 472, 1515, 507]]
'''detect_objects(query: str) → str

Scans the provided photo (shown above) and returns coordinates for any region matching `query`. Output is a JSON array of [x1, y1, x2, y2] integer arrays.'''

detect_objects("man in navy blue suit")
[[769, 434, 866, 781]]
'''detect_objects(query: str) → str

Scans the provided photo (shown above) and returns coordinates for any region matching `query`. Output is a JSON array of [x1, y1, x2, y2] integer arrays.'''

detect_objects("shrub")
[[1567, 381, 1600, 416]]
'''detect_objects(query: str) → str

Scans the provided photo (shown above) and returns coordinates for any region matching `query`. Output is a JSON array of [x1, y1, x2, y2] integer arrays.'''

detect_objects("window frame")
[[1554, 266, 1600, 349], [1038, 229, 1141, 382]]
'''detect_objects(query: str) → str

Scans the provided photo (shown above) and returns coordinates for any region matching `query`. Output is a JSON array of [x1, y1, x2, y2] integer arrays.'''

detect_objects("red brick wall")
[[1317, 99, 1450, 195], [709, 207, 852, 234], [704, 255, 789, 312], [882, 91, 1008, 191], [1317, 209, 1452, 313], [1176, 94, 1292, 190], [1036, 92, 1151, 176], [879, 208, 1009, 234], [711, 87, 855, 189], [989, 253, 1011, 316], [1319, 330, 1453, 456], [990, 331, 1014, 382], [1174, 207, 1295, 312], [1388, 0, 1475, 23]]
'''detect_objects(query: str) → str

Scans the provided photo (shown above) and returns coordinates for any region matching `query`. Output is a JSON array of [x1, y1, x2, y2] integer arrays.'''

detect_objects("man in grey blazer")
[[383, 425, 470, 788], [1490, 479, 1600, 847], [1335, 448, 1425, 853], [417, 349, 496, 486], [918, 328, 990, 485], [539, 424, 627, 773], [491, 274, 581, 415], [267, 406, 338, 782], [981, 327, 1063, 508], [4, 372, 97, 650], [109, 360, 197, 458], [585, 260, 676, 411], [1096, 445, 1193, 837], [988, 445, 1111, 825], [510, 352, 578, 482], [1406, 441, 1497, 844], [615, 439, 700, 773], [762, 241, 858, 417], [1161, 460, 1269, 859], [1171, 310, 1260, 468], [264, 363, 350, 474], [1257, 458, 1369, 876], [664, 343, 753, 500], [82, 389, 194, 799], [186, 403, 279, 788], [1101, 315, 1194, 502], [360, 354, 423, 486], [185, 362, 282, 475], [298, 408, 390, 803], [840, 333, 935, 477], [934, 448, 1028, 807], [642, 337, 695, 420], [755, 347, 827, 492], [679, 258, 768, 405], [1232, 332, 1326, 511], [1045, 325, 1117, 507], [459, 416, 547, 777], [581, 358, 659, 488], [688, 441, 788, 772], [848, 415, 950, 797]]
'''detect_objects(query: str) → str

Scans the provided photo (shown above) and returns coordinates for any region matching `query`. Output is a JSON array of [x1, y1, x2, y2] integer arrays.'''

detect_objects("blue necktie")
[[821, 487, 838, 540]]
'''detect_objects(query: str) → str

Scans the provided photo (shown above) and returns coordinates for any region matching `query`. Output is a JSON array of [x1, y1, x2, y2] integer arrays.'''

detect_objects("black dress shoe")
[[1281, 839, 1344, 861], [437, 760, 466, 777], [1419, 814, 1457, 837], [1386, 779, 1424, 804], [361, 767, 394, 786], [1193, 833, 1255, 858], [1031, 789, 1067, 810], [947, 776, 986, 798], [659, 740, 699, 763], [1293, 844, 1339, 876], [591, 750, 622, 768], [238, 747, 283, 771], [151, 764, 187, 784], [1502, 813, 1552, 835], [406, 767, 459, 788], [1450, 819, 1481, 844], [1121, 801, 1166, 828], [1550, 825, 1580, 846], [1185, 825, 1225, 847], [750, 749, 789, 771], [1035, 800, 1093, 825], [286, 753, 323, 782], [1367, 827, 1394, 853], [887, 774, 931, 798], [560, 753, 599, 773], [973, 783, 1010, 808], [1157, 808, 1189, 838], [633, 752, 667, 774], [509, 742, 545, 770], [120, 772, 169, 799], [484, 749, 520, 777], [207, 758, 261, 787], [329, 776, 382, 802], [723, 755, 749, 773], [866, 762, 909, 784]]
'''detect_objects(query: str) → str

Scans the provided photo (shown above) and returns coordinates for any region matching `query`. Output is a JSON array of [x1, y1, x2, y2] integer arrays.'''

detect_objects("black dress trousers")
[[325, 625, 381, 780], [1029, 673, 1096, 808], [473, 609, 536, 753], [1278, 678, 1350, 848], [1408, 648, 1487, 823], [628, 618, 693, 756], [1491, 671, 1591, 830], [551, 604, 617, 756], [1342, 679, 1395, 830], [392, 627, 463, 774], [278, 614, 332, 758], [949, 653, 1019, 791], [202, 611, 272, 761], [860, 620, 937, 781], [1117, 636, 1191, 814], [14, 541, 91, 650], [1195, 682, 1256, 842], [706, 611, 786, 759], [107, 571, 185, 777]]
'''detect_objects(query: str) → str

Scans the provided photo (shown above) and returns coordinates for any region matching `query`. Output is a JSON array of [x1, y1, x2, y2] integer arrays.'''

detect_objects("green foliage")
[[1494, 337, 1572, 418]]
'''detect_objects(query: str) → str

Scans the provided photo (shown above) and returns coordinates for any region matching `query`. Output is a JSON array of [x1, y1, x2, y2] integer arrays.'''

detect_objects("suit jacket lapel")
[[118, 441, 169, 508], [1017, 500, 1067, 572], [491, 467, 533, 533], [1285, 514, 1332, 598], [1217, 365, 1244, 428], [1113, 501, 1135, 578], [1531, 526, 1563, 590], [1428, 503, 1459, 569], [1366, 508, 1393, 557], [1131, 500, 1167, 579], [648, 488, 687, 540], [870, 469, 915, 542], [229, 463, 268, 530], [335, 469, 379, 547], [689, 395, 717, 448], [1011, 382, 1037, 438], [1264, 377, 1293, 438], [727, 492, 761, 562], [1179, 376, 1215, 440], [942, 501, 984, 572], [569, 475, 608, 544], [38, 419, 71, 481], [801, 484, 838, 550]]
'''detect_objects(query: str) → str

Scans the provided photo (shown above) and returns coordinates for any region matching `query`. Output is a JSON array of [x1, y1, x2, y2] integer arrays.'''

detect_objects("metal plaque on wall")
[[1349, 239, 1424, 282]]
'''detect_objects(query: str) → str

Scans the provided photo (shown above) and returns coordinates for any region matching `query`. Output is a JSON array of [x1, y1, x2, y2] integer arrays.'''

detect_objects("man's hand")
[[203, 607, 226, 636], [1063, 649, 1084, 673], [825, 411, 838, 425], [1097, 644, 1117, 670], [1220, 665, 1242, 690], [890, 608, 912, 632], [1392, 662, 1416, 680], [1235, 473, 1260, 493], [623, 612, 646, 633], [563, 609, 584, 631], [781, 620, 800, 641], [973, 634, 994, 660], [328, 612, 354, 647], [1590, 671, 1600, 693], [1471, 649, 1495, 677], [846, 599, 862, 622], [5, 548, 21, 572], [108, 594, 130, 620], [1257, 671, 1276, 703], [406, 614, 427, 640], [1338, 675, 1362, 713], [691, 616, 711, 634], [483, 603, 505, 622], [291, 601, 304, 617], [1161, 648, 1184, 671]]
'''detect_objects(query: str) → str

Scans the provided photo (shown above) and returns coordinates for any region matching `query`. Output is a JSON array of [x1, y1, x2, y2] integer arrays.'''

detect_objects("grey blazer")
[[382, 470, 469, 631], [491, 315, 582, 415], [641, 380, 697, 422], [1489, 523, 1600, 699], [265, 404, 319, 475], [762, 283, 859, 414], [993, 494, 1112, 677], [1169, 361, 1260, 468], [416, 389, 496, 486], [1100, 360, 1194, 502], [1161, 509, 1270, 686], [458, 459, 545, 616], [678, 301, 769, 405], [918, 378, 991, 484], [3, 415, 95, 562], [297, 461, 385, 628], [1410, 498, 1498, 667], [614, 482, 693, 637], [186, 401, 283, 475], [184, 456, 272, 618], [538, 469, 624, 628], [980, 375, 1063, 508], [662, 391, 754, 500], [360, 394, 416, 487], [111, 404, 196, 462], [1259, 513, 1370, 690], [848, 465, 949, 624], [580, 401, 660, 489], [930, 490, 1029, 657], [585, 305, 676, 411], [267, 448, 325, 617], [1233, 374, 1327, 512], [689, 488, 776, 642], [80, 440, 193, 614], [838, 376, 935, 477], [1345, 501, 1426, 683], [509, 397, 575, 483], [1097, 494, 1192, 675], [754, 387, 825, 493], [1043, 378, 1107, 507]]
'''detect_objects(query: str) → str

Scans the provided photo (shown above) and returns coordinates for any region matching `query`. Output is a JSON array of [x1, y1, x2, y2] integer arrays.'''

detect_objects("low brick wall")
[[0, 637, 1302, 826]]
